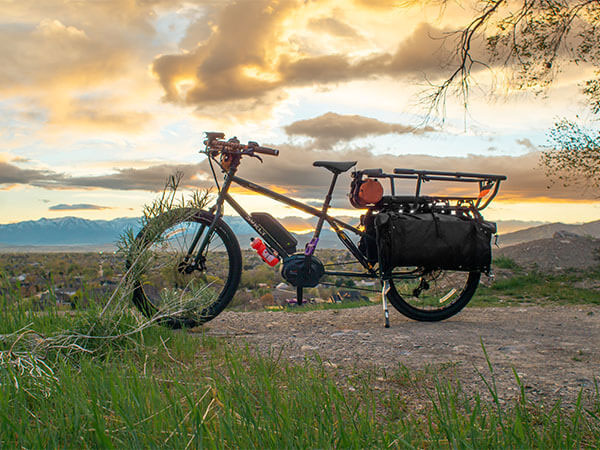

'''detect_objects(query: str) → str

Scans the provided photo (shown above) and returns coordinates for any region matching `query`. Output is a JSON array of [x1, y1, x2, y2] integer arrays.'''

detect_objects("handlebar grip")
[[253, 146, 279, 156]]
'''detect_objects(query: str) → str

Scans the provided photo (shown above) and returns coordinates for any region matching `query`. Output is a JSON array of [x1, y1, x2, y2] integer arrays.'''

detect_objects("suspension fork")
[[183, 171, 234, 269]]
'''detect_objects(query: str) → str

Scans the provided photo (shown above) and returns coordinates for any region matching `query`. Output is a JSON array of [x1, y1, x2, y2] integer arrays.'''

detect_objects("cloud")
[[47, 97, 153, 132], [153, 0, 296, 106], [2, 146, 594, 204], [385, 22, 469, 75], [353, 0, 401, 8], [41, 164, 209, 192], [0, 160, 207, 192], [0, 0, 178, 132], [0, 0, 501, 129], [516, 138, 538, 151], [284, 112, 436, 148], [48, 203, 112, 211], [0, 162, 54, 187], [0, 19, 130, 91], [151, 1, 476, 115], [234, 145, 597, 205], [307, 17, 363, 40]]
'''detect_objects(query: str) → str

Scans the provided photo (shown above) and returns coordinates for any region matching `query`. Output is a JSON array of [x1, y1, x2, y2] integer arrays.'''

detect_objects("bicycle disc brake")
[[177, 256, 206, 274]]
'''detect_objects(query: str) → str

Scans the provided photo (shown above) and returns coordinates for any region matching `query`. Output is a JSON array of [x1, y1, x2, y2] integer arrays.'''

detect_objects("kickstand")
[[297, 286, 303, 305], [381, 280, 390, 328]]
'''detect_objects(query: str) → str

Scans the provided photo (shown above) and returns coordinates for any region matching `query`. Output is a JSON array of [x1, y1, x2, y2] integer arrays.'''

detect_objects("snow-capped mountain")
[[0, 215, 350, 250], [0, 217, 142, 246]]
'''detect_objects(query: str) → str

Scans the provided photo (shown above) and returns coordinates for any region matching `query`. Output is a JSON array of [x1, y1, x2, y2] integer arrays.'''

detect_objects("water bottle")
[[250, 238, 279, 267]]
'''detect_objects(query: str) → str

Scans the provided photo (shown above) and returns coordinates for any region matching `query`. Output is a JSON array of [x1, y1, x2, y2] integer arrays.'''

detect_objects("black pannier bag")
[[357, 213, 378, 263], [374, 211, 496, 273]]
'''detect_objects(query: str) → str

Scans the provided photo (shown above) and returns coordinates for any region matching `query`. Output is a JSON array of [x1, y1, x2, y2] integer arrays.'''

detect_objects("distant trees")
[[542, 120, 600, 191], [239, 264, 278, 289]]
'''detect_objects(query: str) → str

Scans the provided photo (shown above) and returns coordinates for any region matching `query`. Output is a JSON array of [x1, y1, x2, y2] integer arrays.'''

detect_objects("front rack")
[[356, 167, 507, 213]]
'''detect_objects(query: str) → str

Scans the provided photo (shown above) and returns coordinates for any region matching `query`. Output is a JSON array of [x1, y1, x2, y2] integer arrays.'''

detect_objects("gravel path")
[[203, 304, 600, 405]]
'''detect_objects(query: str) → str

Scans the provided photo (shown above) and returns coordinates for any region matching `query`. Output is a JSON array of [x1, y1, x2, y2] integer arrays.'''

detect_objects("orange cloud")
[[151, 0, 475, 116], [0, 0, 174, 132], [1, 146, 597, 207], [307, 17, 364, 40], [0, 19, 130, 92]]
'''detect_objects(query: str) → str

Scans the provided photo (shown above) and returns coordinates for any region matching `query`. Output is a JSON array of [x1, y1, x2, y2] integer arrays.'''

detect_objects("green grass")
[[1, 263, 599, 448], [0, 290, 599, 448], [493, 256, 523, 270], [473, 268, 600, 306], [280, 299, 375, 312]]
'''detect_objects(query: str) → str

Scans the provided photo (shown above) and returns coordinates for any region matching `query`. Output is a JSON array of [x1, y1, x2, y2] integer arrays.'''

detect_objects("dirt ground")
[[203, 304, 600, 406]]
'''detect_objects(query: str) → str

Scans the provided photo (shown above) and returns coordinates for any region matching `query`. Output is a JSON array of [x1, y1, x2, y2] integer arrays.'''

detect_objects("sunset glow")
[[1, 0, 599, 228]]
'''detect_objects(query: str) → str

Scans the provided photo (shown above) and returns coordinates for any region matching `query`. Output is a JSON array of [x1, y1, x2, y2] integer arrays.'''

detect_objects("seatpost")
[[305, 172, 338, 256], [298, 172, 338, 306]]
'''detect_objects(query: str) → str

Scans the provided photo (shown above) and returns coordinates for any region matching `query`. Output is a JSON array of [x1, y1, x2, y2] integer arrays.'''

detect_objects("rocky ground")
[[202, 304, 600, 406]]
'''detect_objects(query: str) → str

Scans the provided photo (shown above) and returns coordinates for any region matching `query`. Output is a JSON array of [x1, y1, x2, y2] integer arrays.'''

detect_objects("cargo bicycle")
[[129, 132, 506, 328]]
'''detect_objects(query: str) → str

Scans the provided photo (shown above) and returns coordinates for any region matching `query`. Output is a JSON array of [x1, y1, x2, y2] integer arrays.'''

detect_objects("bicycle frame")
[[186, 165, 379, 280], [183, 144, 505, 284]]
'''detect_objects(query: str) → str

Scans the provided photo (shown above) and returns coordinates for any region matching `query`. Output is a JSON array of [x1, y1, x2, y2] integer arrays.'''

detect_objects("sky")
[[1, 0, 600, 232]]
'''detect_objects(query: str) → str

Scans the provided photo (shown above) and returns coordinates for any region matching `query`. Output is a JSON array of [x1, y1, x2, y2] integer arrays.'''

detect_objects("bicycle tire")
[[128, 208, 242, 328], [386, 270, 480, 322]]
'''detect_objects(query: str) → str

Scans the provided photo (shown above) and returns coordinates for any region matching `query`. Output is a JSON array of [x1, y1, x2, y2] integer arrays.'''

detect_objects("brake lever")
[[240, 148, 263, 163]]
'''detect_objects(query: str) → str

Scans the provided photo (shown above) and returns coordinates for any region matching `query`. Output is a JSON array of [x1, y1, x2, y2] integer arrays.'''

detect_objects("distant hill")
[[494, 220, 547, 234], [499, 220, 600, 247], [495, 231, 600, 270]]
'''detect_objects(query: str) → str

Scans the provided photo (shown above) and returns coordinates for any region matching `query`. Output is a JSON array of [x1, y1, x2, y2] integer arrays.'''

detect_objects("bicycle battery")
[[250, 212, 297, 254]]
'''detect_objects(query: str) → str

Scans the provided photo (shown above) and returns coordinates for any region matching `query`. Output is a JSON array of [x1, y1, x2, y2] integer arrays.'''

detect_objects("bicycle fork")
[[381, 280, 390, 328]]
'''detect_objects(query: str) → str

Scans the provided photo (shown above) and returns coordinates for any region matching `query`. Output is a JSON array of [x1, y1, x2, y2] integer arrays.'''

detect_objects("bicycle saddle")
[[313, 161, 357, 174]]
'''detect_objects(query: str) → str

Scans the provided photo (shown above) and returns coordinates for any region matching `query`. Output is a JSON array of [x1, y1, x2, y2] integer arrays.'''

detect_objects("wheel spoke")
[[387, 270, 480, 321], [129, 210, 241, 328]]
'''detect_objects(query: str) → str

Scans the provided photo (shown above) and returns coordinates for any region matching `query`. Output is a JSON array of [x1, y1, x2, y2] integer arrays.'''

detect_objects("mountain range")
[[0, 216, 342, 251], [1, 216, 599, 251]]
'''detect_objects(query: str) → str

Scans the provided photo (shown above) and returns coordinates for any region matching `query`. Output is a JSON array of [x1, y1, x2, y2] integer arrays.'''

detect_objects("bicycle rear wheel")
[[387, 270, 480, 321], [128, 208, 242, 328]]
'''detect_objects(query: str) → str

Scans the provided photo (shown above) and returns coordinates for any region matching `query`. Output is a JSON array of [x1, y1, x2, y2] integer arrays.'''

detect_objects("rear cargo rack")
[[355, 167, 506, 212]]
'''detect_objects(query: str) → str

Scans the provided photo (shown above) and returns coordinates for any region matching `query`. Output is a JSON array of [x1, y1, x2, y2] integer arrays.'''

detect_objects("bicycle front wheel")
[[128, 208, 242, 328], [387, 270, 480, 321]]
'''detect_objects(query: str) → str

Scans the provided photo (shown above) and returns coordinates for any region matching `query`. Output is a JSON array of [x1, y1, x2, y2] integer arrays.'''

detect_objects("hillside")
[[495, 231, 600, 270], [499, 220, 600, 247]]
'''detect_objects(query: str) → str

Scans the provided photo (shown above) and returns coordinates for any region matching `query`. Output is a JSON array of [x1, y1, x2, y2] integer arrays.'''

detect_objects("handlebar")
[[247, 141, 279, 156], [203, 132, 279, 157]]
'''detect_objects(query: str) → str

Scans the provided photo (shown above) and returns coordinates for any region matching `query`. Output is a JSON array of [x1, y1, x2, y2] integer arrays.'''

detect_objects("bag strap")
[[430, 211, 441, 237]]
